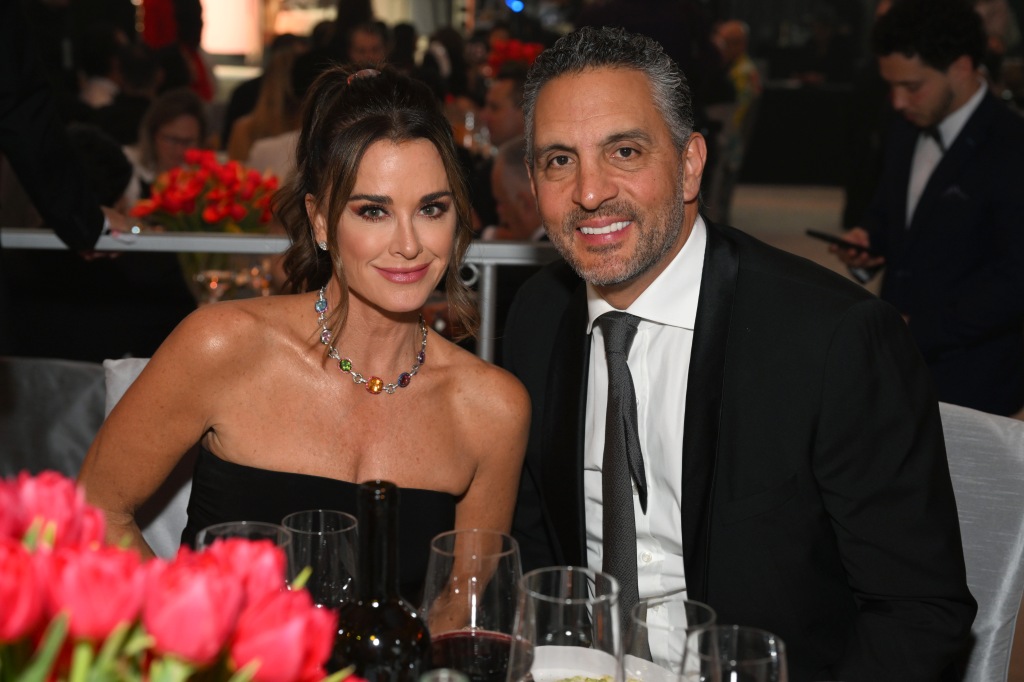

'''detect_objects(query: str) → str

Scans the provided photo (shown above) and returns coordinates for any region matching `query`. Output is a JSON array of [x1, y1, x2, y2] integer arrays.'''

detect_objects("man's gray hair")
[[523, 26, 694, 168]]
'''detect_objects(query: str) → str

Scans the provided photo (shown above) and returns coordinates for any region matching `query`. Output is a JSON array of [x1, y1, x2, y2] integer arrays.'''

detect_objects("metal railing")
[[0, 228, 561, 362]]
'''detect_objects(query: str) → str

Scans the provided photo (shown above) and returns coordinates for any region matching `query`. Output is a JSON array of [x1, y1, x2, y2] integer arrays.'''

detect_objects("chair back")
[[941, 401, 1024, 681], [0, 356, 105, 477], [103, 358, 195, 558]]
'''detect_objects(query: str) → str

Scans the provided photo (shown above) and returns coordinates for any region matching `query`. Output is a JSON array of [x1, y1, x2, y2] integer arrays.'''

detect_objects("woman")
[[122, 87, 206, 208], [80, 67, 530, 600]]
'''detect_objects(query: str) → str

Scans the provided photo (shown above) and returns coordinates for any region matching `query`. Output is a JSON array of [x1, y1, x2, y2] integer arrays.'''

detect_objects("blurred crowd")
[[1, 0, 1022, 364]]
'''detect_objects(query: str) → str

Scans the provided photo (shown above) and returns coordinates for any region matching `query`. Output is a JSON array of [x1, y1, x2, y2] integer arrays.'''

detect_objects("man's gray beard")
[[545, 176, 688, 287]]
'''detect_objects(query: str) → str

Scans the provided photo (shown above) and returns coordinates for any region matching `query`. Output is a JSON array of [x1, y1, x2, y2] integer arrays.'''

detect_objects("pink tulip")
[[46, 545, 145, 641], [229, 588, 337, 682], [204, 538, 288, 606], [143, 549, 244, 665], [0, 538, 46, 641], [14, 471, 105, 549]]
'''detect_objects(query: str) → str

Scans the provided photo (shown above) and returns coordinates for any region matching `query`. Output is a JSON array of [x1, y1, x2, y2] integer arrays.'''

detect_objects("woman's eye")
[[358, 205, 387, 220], [421, 202, 449, 218]]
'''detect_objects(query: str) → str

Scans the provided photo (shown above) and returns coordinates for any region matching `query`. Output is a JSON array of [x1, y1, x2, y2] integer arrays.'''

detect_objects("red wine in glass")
[[430, 630, 513, 682]]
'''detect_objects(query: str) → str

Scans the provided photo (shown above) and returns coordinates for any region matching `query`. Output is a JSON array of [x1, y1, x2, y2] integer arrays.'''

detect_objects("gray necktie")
[[597, 311, 647, 625]]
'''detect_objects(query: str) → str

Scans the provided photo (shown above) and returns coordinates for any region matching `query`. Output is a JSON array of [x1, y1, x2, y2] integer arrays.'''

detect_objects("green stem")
[[68, 641, 93, 682]]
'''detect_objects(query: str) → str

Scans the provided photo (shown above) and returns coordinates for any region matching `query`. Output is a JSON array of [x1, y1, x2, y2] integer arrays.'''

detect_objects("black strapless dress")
[[181, 446, 457, 603]]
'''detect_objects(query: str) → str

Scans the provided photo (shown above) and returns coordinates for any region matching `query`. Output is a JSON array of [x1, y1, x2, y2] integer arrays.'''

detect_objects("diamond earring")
[[318, 241, 328, 251]]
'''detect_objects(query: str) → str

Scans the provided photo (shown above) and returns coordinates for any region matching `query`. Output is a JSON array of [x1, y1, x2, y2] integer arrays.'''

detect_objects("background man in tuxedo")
[[503, 26, 975, 681], [835, 0, 1024, 417]]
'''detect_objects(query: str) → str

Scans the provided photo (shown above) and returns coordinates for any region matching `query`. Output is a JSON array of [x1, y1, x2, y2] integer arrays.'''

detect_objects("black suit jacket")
[[504, 221, 975, 682], [863, 91, 1024, 415]]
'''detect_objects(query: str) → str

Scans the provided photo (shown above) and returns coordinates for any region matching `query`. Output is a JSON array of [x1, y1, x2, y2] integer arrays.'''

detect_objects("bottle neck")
[[357, 481, 401, 600]]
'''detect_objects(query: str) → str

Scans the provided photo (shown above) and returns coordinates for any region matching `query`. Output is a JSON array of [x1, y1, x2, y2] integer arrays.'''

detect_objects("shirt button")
[[640, 551, 653, 563]]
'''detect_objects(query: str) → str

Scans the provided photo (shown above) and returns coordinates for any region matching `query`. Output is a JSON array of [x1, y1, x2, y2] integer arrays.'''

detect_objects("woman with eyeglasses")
[[122, 87, 206, 209], [79, 66, 530, 602]]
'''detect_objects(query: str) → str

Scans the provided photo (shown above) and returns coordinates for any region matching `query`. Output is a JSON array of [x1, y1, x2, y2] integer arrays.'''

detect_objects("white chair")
[[103, 358, 195, 558], [940, 401, 1024, 681]]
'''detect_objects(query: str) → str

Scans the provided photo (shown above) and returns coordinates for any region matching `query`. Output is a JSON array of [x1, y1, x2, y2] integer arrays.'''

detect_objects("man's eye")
[[549, 155, 570, 167], [616, 147, 637, 159]]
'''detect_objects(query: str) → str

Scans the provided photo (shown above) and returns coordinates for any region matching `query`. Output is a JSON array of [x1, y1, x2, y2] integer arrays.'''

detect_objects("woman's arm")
[[78, 306, 236, 557]]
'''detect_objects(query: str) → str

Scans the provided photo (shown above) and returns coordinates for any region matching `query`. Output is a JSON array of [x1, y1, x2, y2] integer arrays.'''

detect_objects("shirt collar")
[[937, 78, 986, 149], [586, 215, 707, 332]]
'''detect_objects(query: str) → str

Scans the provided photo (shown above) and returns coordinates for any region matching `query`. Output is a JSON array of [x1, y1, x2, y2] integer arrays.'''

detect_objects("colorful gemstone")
[[398, 372, 411, 388], [417, 351, 426, 364], [320, 329, 332, 344], [340, 358, 352, 373], [367, 377, 384, 394], [314, 299, 328, 313]]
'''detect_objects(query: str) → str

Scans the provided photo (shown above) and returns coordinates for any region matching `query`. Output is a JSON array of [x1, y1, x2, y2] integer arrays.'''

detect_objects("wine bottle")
[[330, 480, 431, 681]]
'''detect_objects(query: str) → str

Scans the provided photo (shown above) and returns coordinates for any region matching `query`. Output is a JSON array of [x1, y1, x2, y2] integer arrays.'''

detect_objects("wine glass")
[[281, 509, 358, 608], [420, 529, 521, 682], [683, 625, 788, 682], [507, 566, 622, 682], [623, 595, 716, 682], [194, 520, 293, 552]]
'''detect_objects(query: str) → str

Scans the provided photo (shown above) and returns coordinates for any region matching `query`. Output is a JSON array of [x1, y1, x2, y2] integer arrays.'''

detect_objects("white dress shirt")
[[906, 79, 986, 225], [584, 216, 706, 628]]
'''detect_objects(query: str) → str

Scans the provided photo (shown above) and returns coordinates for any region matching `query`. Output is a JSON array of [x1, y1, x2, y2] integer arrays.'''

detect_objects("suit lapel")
[[540, 285, 590, 566], [682, 220, 738, 602], [911, 91, 994, 233]]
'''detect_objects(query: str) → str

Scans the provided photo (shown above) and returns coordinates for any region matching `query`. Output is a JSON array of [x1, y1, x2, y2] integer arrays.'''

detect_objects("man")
[[482, 135, 543, 242], [347, 21, 388, 66], [504, 26, 975, 681], [480, 62, 528, 149], [835, 0, 1024, 417]]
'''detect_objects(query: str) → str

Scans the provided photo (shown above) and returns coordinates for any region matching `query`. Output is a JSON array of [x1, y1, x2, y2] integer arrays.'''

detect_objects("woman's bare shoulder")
[[155, 294, 310, 371], [435, 339, 531, 431]]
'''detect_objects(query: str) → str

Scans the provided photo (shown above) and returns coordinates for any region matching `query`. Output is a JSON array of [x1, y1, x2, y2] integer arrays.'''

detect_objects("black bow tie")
[[922, 126, 946, 153]]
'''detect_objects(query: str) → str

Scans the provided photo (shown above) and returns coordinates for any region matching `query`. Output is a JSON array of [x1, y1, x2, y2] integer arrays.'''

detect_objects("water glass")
[[507, 566, 622, 682], [194, 520, 293, 551], [624, 595, 716, 681], [684, 625, 787, 682], [281, 509, 358, 608]]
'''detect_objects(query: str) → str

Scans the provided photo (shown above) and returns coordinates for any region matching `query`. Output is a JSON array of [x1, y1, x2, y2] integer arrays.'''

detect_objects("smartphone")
[[805, 229, 879, 256]]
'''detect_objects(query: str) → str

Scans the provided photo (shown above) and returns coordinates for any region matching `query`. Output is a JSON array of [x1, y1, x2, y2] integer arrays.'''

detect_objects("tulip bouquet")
[[130, 149, 278, 234], [0, 471, 352, 682]]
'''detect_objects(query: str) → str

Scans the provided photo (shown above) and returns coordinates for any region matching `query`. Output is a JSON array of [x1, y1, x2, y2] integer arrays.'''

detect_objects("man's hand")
[[830, 227, 886, 269]]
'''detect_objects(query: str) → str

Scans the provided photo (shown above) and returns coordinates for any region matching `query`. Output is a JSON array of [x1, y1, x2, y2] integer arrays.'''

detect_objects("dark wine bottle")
[[329, 480, 431, 682]]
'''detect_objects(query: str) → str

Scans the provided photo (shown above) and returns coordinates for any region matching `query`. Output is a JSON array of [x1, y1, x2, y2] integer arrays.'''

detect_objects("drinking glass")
[[507, 566, 622, 682], [420, 529, 521, 682], [194, 520, 293, 552], [623, 595, 716, 682], [281, 509, 358, 608], [683, 625, 788, 682]]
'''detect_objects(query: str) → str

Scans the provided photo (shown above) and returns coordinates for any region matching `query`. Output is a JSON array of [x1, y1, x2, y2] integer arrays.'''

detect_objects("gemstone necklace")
[[315, 286, 427, 395]]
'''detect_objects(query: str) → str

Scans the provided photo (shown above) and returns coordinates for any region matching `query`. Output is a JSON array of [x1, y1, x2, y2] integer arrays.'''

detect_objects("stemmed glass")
[[623, 595, 716, 682], [683, 625, 788, 682], [281, 509, 358, 608], [420, 529, 522, 682], [194, 520, 293, 552], [507, 567, 622, 682]]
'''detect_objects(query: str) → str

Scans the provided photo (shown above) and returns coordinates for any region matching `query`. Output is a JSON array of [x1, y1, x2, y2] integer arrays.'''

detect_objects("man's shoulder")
[[716, 222, 876, 306]]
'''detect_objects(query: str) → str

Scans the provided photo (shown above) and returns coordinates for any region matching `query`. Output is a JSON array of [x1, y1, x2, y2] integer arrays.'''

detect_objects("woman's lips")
[[376, 264, 431, 283]]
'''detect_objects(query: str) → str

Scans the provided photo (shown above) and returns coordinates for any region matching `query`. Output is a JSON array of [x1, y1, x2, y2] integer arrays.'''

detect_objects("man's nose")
[[572, 159, 617, 210]]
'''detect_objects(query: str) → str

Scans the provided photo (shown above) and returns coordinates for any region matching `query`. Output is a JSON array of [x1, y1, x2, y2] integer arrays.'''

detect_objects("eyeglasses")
[[158, 133, 199, 148]]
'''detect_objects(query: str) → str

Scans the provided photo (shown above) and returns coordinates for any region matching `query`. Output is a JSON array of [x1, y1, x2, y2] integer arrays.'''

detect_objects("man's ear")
[[683, 133, 708, 203], [305, 193, 327, 244]]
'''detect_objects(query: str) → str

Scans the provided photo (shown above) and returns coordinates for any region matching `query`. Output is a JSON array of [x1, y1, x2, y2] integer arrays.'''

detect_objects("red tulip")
[[143, 549, 244, 665], [14, 471, 105, 549], [204, 538, 288, 606], [229, 588, 337, 682], [0, 538, 46, 641], [46, 545, 145, 641]]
